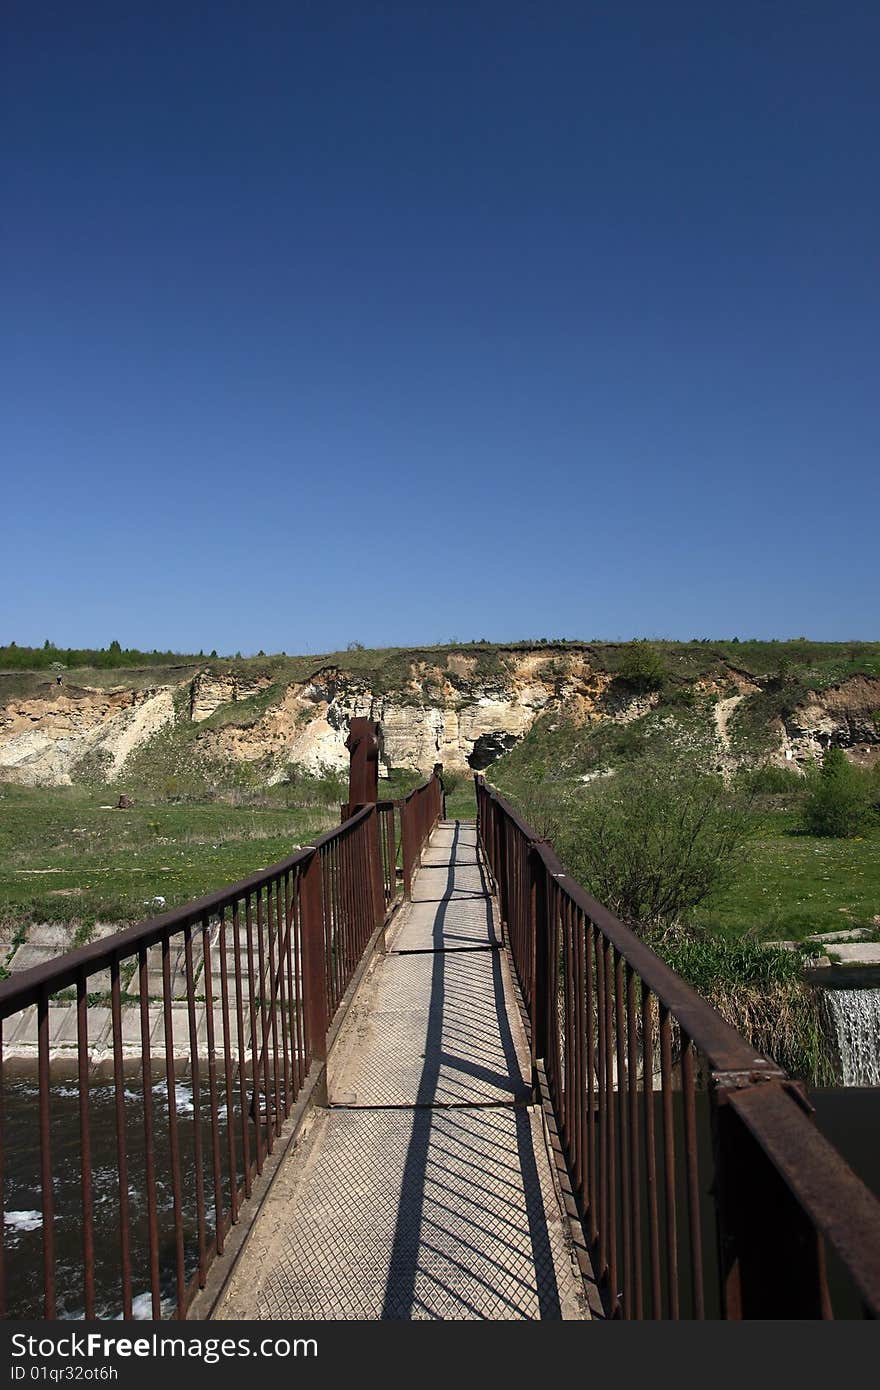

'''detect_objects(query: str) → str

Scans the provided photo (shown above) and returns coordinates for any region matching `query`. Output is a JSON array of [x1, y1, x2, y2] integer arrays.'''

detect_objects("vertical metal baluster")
[[386, 809, 395, 904], [562, 897, 573, 1155], [681, 1035, 705, 1319], [333, 841, 342, 1014], [138, 945, 160, 1317], [201, 914, 226, 1251], [626, 964, 643, 1319], [110, 956, 132, 1318], [38, 987, 55, 1318], [284, 872, 300, 1095], [76, 973, 95, 1318], [217, 908, 239, 1218], [585, 920, 597, 1244], [327, 845, 339, 1015], [291, 873, 305, 1091], [162, 933, 186, 1318], [575, 905, 587, 1215], [231, 900, 252, 1192], [274, 878, 290, 1111], [353, 826, 363, 973], [615, 950, 632, 1317], [244, 893, 263, 1175], [183, 925, 207, 1287], [264, 888, 281, 1137], [355, 824, 364, 959], [0, 1024, 6, 1318], [596, 930, 608, 1281], [332, 838, 343, 1004], [641, 985, 662, 1319], [604, 939, 618, 1315], [255, 888, 274, 1154], [659, 1004, 679, 1318], [342, 832, 353, 989]]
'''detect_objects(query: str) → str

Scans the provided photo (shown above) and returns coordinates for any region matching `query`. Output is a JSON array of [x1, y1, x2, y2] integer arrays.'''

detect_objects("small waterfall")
[[822, 988, 880, 1086]]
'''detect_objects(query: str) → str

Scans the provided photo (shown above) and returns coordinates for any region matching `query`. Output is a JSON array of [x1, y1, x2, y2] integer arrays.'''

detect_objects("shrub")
[[737, 763, 804, 795], [537, 748, 750, 934], [618, 641, 666, 693], [802, 749, 875, 837]]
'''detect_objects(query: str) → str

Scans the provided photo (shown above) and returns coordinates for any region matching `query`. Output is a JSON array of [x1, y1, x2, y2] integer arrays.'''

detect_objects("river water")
[[3, 1077, 243, 1320], [2, 1077, 877, 1320]]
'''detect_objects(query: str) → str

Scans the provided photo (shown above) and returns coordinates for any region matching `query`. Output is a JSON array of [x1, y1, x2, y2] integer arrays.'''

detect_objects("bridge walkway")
[[214, 820, 589, 1321]]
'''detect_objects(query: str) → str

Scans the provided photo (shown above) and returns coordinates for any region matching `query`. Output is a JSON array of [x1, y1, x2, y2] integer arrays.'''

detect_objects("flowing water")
[[3, 1065, 878, 1319], [2, 1077, 245, 1321], [821, 987, 880, 1086]]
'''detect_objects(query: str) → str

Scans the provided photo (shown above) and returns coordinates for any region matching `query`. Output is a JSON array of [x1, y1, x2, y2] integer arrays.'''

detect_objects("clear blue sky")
[[3, 3, 878, 654]]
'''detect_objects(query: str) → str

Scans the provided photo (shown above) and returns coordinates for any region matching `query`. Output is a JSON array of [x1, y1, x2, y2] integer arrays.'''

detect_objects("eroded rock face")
[[0, 686, 176, 785], [189, 671, 272, 721], [2, 659, 878, 787], [194, 672, 550, 777], [780, 676, 880, 766]]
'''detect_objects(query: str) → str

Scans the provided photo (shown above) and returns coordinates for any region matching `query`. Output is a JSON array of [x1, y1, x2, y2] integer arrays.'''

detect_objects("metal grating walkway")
[[214, 821, 589, 1321]]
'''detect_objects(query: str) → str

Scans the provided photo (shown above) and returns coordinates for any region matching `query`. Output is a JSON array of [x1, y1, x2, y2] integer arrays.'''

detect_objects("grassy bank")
[[485, 741, 878, 1083], [698, 807, 880, 942], [0, 766, 476, 933], [0, 782, 337, 929]]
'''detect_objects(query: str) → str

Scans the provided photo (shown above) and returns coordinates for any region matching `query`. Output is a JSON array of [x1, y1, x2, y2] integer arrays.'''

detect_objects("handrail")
[[475, 774, 880, 1319], [483, 785, 779, 1079], [0, 784, 438, 1322], [397, 772, 443, 899], [0, 806, 373, 1020]]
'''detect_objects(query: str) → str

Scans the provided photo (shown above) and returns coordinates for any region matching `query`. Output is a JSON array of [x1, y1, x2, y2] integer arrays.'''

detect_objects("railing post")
[[495, 814, 508, 942], [366, 807, 388, 953], [528, 843, 550, 1097], [300, 849, 329, 1107], [399, 798, 413, 901], [710, 1081, 831, 1318]]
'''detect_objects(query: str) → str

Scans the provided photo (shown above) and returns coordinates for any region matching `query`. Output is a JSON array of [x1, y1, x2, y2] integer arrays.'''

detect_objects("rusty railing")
[[476, 776, 880, 1320], [0, 783, 438, 1321], [398, 773, 443, 899]]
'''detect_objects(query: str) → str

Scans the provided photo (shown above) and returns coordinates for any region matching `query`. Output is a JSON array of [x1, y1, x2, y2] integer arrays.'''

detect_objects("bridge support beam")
[[344, 717, 382, 818]]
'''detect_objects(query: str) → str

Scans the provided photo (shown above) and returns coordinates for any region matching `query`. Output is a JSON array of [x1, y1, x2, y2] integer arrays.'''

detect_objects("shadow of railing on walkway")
[[380, 821, 563, 1319]]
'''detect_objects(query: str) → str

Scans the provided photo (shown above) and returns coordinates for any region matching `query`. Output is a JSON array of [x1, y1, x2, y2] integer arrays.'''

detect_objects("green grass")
[[378, 768, 477, 822], [655, 934, 834, 1083], [490, 692, 880, 945], [0, 783, 336, 927], [0, 765, 476, 931], [697, 808, 880, 942]]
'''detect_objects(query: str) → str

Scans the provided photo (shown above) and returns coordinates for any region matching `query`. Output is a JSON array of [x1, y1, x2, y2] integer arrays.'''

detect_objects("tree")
[[802, 748, 874, 838], [618, 641, 666, 693], [542, 748, 749, 937]]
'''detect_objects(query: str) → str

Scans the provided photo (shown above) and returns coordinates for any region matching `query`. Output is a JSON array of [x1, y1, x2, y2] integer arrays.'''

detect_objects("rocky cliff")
[[1, 649, 878, 787]]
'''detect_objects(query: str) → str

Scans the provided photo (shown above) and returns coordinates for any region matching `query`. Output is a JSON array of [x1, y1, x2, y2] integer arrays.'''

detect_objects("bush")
[[738, 763, 804, 795], [658, 935, 834, 1084], [537, 748, 749, 934], [802, 748, 875, 838], [618, 641, 666, 694]]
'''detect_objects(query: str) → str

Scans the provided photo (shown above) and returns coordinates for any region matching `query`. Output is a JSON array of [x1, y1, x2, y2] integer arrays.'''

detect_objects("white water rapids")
[[822, 988, 880, 1086]]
